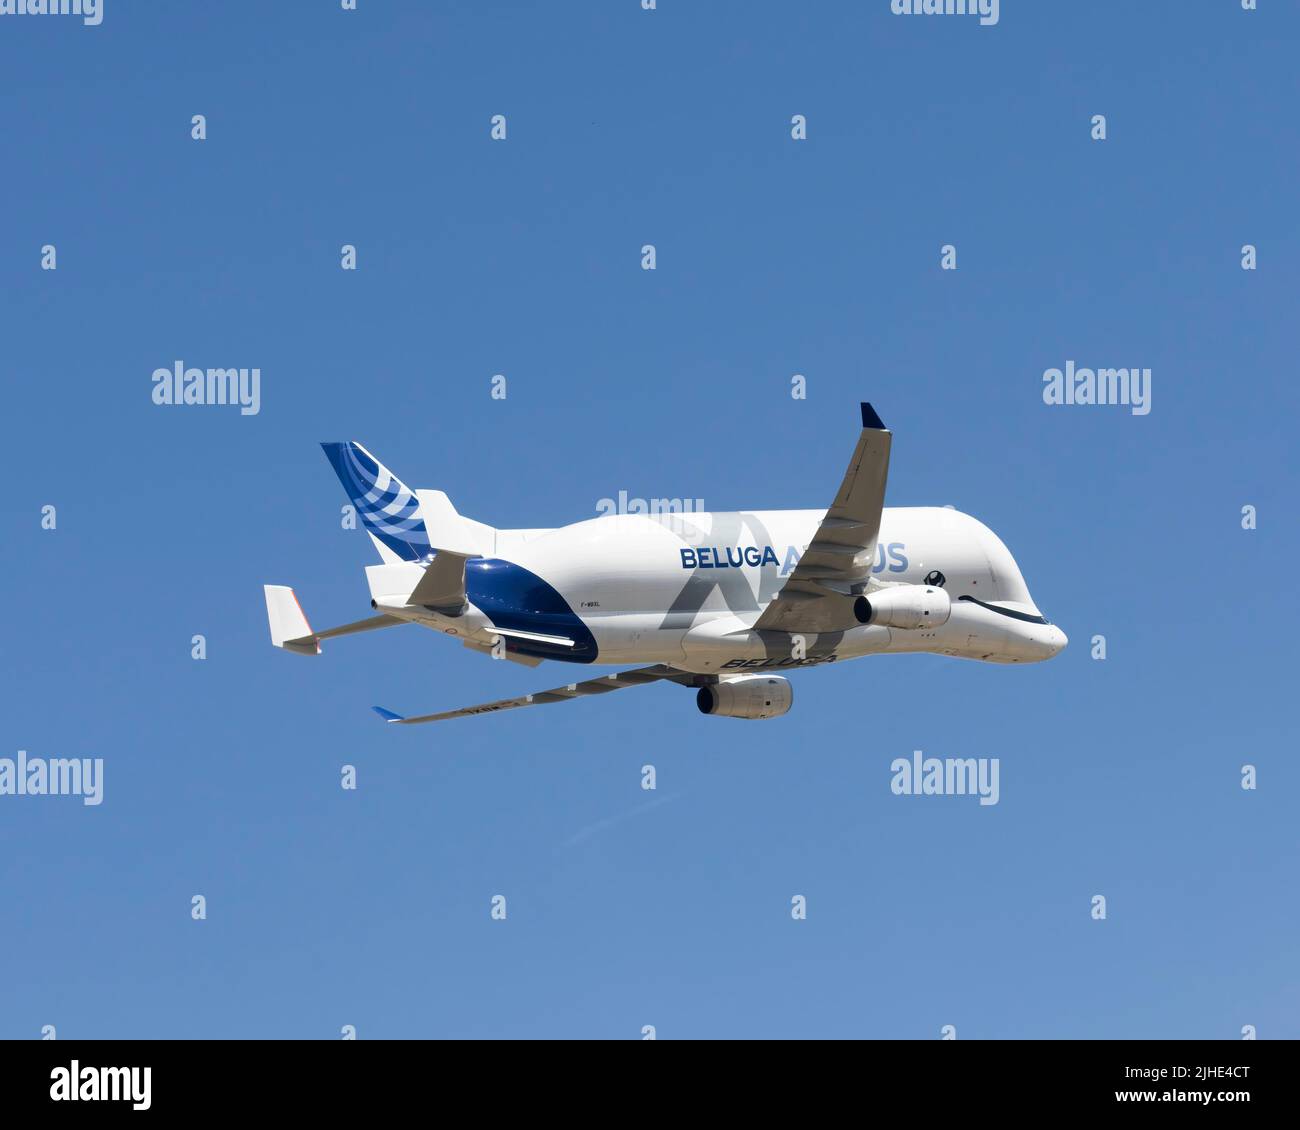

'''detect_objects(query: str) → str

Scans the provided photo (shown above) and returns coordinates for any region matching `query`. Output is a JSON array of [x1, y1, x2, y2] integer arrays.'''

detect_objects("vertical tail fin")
[[321, 442, 433, 563]]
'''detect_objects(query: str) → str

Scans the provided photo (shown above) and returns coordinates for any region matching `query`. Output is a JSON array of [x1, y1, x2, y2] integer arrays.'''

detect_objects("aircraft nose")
[[1046, 625, 1068, 655]]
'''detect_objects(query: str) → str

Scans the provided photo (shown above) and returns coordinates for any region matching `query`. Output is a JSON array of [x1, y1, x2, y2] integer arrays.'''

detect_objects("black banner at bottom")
[[0, 1038, 1287, 1116]]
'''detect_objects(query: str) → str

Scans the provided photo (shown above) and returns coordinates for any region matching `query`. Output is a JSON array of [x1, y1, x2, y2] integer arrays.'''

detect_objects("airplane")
[[263, 404, 1066, 724]]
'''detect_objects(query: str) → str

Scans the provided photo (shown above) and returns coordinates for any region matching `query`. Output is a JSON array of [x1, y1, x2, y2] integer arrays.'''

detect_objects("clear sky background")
[[2, 1, 1297, 1040]]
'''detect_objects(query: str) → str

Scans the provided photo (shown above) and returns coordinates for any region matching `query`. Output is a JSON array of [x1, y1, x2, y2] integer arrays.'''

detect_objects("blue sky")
[[2, 1, 1297, 1039]]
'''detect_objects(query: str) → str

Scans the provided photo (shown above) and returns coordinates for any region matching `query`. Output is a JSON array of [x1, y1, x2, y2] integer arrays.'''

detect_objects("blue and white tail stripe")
[[321, 442, 433, 562]]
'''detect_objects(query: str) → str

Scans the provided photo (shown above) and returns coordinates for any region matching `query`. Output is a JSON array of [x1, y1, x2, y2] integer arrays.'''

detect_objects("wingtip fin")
[[372, 706, 405, 723], [264, 585, 320, 654], [860, 402, 886, 430]]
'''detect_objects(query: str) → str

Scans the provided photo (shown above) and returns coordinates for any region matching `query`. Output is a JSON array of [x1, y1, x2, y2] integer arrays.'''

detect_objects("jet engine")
[[853, 585, 951, 630], [696, 675, 793, 720]]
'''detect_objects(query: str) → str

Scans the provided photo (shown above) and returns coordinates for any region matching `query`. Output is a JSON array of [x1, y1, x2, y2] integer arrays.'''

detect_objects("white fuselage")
[[366, 506, 1067, 673]]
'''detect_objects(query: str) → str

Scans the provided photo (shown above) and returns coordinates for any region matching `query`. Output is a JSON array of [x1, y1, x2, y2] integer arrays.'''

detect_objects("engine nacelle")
[[854, 585, 951, 630], [696, 675, 793, 720]]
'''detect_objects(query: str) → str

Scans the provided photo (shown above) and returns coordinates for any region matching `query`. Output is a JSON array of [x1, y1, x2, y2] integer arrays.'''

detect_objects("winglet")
[[860, 402, 886, 430], [372, 706, 405, 723], [264, 585, 320, 655]]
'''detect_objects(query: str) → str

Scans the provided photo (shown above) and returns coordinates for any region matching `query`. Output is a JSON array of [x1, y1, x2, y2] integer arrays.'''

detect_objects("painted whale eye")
[[923, 570, 946, 588]]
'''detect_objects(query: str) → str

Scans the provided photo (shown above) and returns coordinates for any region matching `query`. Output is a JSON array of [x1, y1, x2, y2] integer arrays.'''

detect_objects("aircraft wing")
[[752, 402, 892, 634], [373, 665, 694, 725]]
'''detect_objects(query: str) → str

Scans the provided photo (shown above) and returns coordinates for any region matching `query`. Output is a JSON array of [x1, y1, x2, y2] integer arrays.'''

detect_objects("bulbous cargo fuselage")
[[378, 506, 1066, 671]]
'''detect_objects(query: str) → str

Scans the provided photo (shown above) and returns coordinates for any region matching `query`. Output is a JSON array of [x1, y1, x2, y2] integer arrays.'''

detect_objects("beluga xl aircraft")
[[263, 404, 1066, 724]]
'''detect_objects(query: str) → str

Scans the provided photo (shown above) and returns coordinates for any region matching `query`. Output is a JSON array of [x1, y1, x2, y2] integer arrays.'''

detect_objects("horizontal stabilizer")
[[264, 585, 406, 656]]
